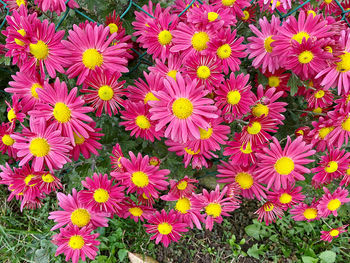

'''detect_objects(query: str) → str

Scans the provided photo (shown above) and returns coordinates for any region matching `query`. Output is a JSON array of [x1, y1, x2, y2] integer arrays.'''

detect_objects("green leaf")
[[118, 249, 128, 262], [319, 251, 336, 263], [247, 244, 265, 259], [302, 256, 318, 263], [287, 73, 302, 96], [245, 223, 263, 240]]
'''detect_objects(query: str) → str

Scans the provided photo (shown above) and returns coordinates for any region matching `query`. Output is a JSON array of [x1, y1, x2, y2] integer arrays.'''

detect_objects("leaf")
[[118, 249, 128, 262], [247, 244, 265, 259], [302, 256, 318, 263], [287, 73, 302, 96], [319, 250, 336, 263], [128, 252, 159, 263], [245, 224, 261, 240]]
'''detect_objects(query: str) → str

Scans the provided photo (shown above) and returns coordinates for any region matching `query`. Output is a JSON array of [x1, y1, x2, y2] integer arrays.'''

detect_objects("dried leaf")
[[128, 252, 159, 263]]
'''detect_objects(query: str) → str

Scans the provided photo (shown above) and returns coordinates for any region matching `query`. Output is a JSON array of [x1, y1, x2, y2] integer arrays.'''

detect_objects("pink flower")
[[255, 202, 284, 225], [6, 95, 26, 124], [4, 0, 27, 11], [267, 185, 305, 211], [320, 225, 348, 242], [161, 176, 198, 200], [317, 187, 350, 217], [211, 0, 250, 18], [110, 143, 125, 173], [0, 122, 17, 158], [38, 172, 62, 195], [290, 200, 320, 222], [149, 55, 184, 80], [122, 199, 155, 222], [306, 87, 334, 109]]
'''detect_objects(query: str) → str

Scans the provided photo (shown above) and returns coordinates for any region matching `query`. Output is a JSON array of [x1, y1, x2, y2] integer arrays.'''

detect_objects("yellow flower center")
[[252, 103, 269, 117], [73, 133, 85, 145], [337, 52, 350, 72], [98, 85, 114, 101], [342, 116, 350, 131], [217, 44, 232, 59], [327, 199, 341, 211], [172, 98, 193, 119], [247, 121, 262, 135], [82, 48, 103, 70], [318, 126, 334, 139], [314, 90, 325, 98], [158, 222, 173, 235], [208, 12, 219, 22], [158, 30, 172, 45], [68, 235, 85, 250], [235, 172, 253, 189], [205, 203, 222, 218], [93, 188, 109, 203], [149, 158, 159, 166], [292, 31, 310, 44], [31, 83, 43, 99], [273, 0, 281, 7], [330, 229, 340, 237], [29, 40, 49, 60], [177, 180, 188, 190], [7, 108, 16, 122], [53, 102, 71, 123], [303, 208, 318, 219], [2, 134, 14, 146], [264, 36, 274, 53], [325, 46, 333, 53], [307, 10, 316, 17], [24, 174, 35, 185], [167, 70, 177, 80], [108, 23, 119, 34], [268, 76, 280, 87], [242, 10, 250, 21], [144, 92, 159, 104], [298, 51, 314, 64], [197, 65, 211, 79], [191, 32, 210, 51], [15, 29, 26, 46], [240, 142, 252, 154], [325, 161, 338, 173], [227, 90, 241, 105], [279, 193, 292, 204], [324, 0, 332, 4], [274, 157, 294, 175], [297, 130, 304, 136], [129, 207, 143, 217], [135, 115, 151, 129], [199, 127, 213, 139], [16, 0, 25, 7], [70, 208, 91, 227], [264, 203, 274, 212], [42, 173, 55, 183], [175, 197, 191, 214], [29, 138, 50, 157], [222, 0, 236, 6], [131, 171, 149, 187]]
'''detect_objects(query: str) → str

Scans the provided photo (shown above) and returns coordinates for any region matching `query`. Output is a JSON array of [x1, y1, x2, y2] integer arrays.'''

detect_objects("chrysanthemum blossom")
[[110, 143, 124, 173], [255, 202, 284, 225], [240, 117, 278, 146], [211, 0, 250, 18], [144, 209, 188, 247], [327, 110, 350, 148], [122, 199, 155, 222], [35, 0, 79, 16], [6, 95, 25, 124], [306, 87, 334, 109], [0, 122, 16, 158], [161, 176, 198, 200], [63, 24, 129, 85], [149, 73, 218, 143], [290, 200, 320, 221], [256, 136, 315, 190], [267, 185, 305, 211], [309, 117, 334, 151], [29, 78, 94, 146], [317, 187, 350, 218], [149, 55, 184, 80], [4, 0, 27, 11], [320, 225, 348, 243]]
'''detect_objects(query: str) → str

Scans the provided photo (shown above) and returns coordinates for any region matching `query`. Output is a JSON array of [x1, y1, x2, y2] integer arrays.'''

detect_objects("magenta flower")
[[149, 54, 184, 80], [211, 0, 250, 18], [320, 225, 348, 243], [255, 202, 284, 225], [122, 199, 155, 222], [161, 176, 198, 200], [317, 187, 350, 218], [267, 185, 305, 211], [110, 143, 125, 173], [35, 0, 79, 16], [0, 122, 17, 158], [290, 200, 320, 222]]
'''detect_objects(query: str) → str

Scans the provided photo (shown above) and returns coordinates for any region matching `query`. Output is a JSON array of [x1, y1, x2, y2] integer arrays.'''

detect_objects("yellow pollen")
[[307, 10, 316, 17], [177, 180, 188, 190], [325, 161, 338, 173], [222, 0, 236, 6], [167, 70, 177, 80], [313, 107, 323, 114], [347, 94, 350, 103], [82, 48, 103, 70], [330, 229, 340, 237], [29, 138, 50, 157], [16, 0, 25, 7], [235, 172, 254, 189], [7, 108, 16, 122], [318, 126, 334, 139], [30, 83, 42, 99], [264, 36, 274, 53], [73, 133, 85, 145], [184, 147, 200, 155], [158, 222, 173, 235], [304, 208, 318, 219], [264, 203, 274, 212], [175, 197, 191, 214], [131, 171, 149, 187], [240, 142, 252, 154], [149, 158, 159, 166], [252, 103, 269, 117], [172, 98, 193, 119], [129, 207, 143, 217], [217, 44, 232, 59], [53, 102, 71, 123], [297, 130, 304, 136], [314, 90, 325, 98], [324, 0, 332, 4], [158, 30, 172, 45], [337, 52, 350, 72], [29, 40, 49, 60], [93, 188, 109, 203], [142, 193, 149, 199], [208, 12, 219, 22], [71, 208, 91, 227], [42, 173, 55, 183], [242, 10, 250, 21], [274, 157, 294, 175], [279, 193, 292, 204], [144, 92, 159, 104], [342, 116, 350, 131], [197, 65, 211, 79], [98, 85, 114, 101], [68, 235, 85, 250], [108, 23, 119, 34], [205, 203, 222, 218], [2, 134, 14, 146], [15, 29, 26, 46], [135, 115, 151, 129], [274, 0, 281, 7], [247, 121, 262, 135], [268, 76, 280, 87], [191, 32, 210, 51], [325, 46, 333, 53], [327, 199, 341, 211], [24, 174, 35, 185], [292, 31, 310, 44], [298, 50, 314, 64], [227, 90, 241, 105], [199, 127, 213, 139]]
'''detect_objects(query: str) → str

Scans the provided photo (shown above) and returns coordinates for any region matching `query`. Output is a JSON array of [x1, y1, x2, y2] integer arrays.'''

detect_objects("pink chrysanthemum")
[[327, 110, 350, 148], [317, 187, 350, 217], [4, 0, 27, 11], [263, 69, 291, 97], [247, 15, 281, 73], [215, 73, 254, 119], [6, 95, 26, 124], [149, 55, 184, 80], [110, 143, 125, 173], [35, 0, 78, 16], [81, 70, 126, 117], [340, 165, 350, 187], [29, 78, 94, 146], [79, 173, 125, 213], [114, 152, 169, 198], [122, 199, 155, 222], [120, 101, 163, 142], [256, 136, 315, 190], [290, 200, 321, 221], [211, 0, 250, 18], [12, 118, 72, 172], [161, 176, 198, 200], [49, 188, 109, 231], [0, 122, 17, 158], [63, 24, 128, 85], [52, 225, 99, 263], [149, 73, 218, 143], [145, 209, 188, 247], [267, 185, 305, 211], [306, 87, 334, 109], [309, 117, 334, 151], [132, 1, 165, 34], [38, 172, 62, 195], [255, 202, 284, 226], [320, 225, 348, 243], [318, 0, 338, 15]]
